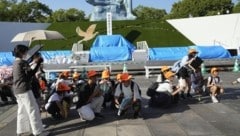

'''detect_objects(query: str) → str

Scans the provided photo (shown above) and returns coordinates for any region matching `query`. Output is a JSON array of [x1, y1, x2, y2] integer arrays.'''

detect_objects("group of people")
[[147, 48, 225, 108], [45, 68, 142, 121], [11, 44, 227, 136]]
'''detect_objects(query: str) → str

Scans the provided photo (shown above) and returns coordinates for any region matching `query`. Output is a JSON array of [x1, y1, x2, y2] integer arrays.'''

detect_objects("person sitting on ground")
[[0, 77, 16, 105], [207, 67, 224, 103], [76, 70, 104, 120], [44, 87, 67, 120], [99, 69, 115, 108], [148, 71, 181, 108], [114, 73, 141, 118], [158, 66, 171, 82], [232, 77, 240, 85]]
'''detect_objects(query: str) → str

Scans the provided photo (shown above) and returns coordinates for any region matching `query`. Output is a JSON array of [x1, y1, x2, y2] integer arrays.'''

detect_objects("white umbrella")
[[11, 30, 65, 46]]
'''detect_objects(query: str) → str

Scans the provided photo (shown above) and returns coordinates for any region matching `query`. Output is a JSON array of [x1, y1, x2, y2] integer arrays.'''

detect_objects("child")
[[207, 67, 224, 103]]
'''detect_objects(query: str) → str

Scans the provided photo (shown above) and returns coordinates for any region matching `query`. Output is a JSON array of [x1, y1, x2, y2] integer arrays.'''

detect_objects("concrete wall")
[[167, 13, 240, 51], [0, 22, 50, 52]]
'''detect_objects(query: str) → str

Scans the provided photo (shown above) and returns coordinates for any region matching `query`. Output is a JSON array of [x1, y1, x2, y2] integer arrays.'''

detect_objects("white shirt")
[[156, 80, 173, 94], [114, 82, 141, 100], [45, 92, 62, 110]]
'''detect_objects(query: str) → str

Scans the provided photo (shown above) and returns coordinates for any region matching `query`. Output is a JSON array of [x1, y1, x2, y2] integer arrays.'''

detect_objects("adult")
[[178, 48, 199, 99], [12, 44, 49, 136]]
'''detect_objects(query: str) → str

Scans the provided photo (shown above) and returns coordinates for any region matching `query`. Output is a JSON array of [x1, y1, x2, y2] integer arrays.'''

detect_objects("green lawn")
[[37, 20, 193, 50]]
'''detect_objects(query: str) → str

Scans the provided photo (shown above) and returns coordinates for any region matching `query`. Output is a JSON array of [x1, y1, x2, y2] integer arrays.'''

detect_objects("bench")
[[44, 64, 111, 80], [144, 66, 162, 78], [69, 64, 111, 71]]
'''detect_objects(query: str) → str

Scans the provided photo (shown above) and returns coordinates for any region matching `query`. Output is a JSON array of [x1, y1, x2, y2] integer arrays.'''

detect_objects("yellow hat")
[[88, 70, 97, 78], [164, 71, 175, 79], [120, 73, 132, 81], [72, 72, 80, 79], [188, 48, 198, 54], [102, 70, 110, 79], [211, 67, 218, 74], [161, 66, 171, 73]]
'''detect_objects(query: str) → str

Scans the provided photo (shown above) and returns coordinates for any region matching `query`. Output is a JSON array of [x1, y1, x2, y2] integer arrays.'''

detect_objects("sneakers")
[[117, 109, 126, 116], [117, 110, 121, 116], [211, 96, 219, 103]]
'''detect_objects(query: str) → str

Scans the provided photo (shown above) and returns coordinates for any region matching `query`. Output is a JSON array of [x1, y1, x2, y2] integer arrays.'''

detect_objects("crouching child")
[[114, 73, 141, 119], [148, 71, 181, 108]]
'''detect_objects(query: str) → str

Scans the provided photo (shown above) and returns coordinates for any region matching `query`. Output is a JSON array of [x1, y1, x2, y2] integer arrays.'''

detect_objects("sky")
[[28, 0, 239, 16], [33, 0, 181, 15]]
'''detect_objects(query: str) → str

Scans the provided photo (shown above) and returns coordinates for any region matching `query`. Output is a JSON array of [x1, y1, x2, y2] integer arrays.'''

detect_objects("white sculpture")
[[76, 24, 99, 44]]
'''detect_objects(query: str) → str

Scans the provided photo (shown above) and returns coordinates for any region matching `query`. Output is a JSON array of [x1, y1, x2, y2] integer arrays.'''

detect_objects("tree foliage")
[[49, 8, 85, 22], [167, 0, 234, 19], [133, 5, 167, 20], [0, 0, 52, 22], [233, 0, 240, 13]]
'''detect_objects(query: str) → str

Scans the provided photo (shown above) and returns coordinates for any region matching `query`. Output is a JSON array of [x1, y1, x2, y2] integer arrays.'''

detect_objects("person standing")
[[12, 44, 49, 136]]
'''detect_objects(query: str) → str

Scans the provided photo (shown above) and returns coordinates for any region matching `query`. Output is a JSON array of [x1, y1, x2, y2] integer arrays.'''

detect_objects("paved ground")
[[0, 71, 240, 136]]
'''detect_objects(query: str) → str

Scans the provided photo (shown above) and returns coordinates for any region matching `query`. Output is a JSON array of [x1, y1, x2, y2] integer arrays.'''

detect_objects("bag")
[[77, 104, 95, 121], [189, 57, 203, 69], [172, 60, 181, 73], [146, 82, 159, 97]]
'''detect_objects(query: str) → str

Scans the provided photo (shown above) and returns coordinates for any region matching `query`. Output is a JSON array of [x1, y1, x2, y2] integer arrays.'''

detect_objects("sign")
[[106, 12, 112, 35]]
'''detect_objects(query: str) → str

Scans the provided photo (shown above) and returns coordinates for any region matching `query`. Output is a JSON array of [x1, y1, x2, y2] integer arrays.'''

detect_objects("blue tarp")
[[0, 52, 14, 66], [149, 45, 231, 60], [195, 45, 231, 59], [149, 47, 189, 60], [90, 35, 136, 62], [0, 50, 72, 66]]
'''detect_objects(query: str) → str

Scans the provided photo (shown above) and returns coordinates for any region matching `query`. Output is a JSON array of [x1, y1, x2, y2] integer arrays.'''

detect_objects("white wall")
[[167, 13, 240, 50], [0, 22, 50, 52]]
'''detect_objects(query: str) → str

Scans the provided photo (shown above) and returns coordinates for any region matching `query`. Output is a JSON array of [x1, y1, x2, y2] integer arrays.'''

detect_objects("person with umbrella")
[[12, 44, 49, 136]]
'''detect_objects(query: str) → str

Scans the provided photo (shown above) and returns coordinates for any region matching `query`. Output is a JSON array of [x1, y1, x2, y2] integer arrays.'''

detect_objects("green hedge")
[[36, 20, 193, 50]]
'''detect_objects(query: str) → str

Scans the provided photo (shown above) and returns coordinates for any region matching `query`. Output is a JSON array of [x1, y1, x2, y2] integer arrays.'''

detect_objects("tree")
[[65, 8, 85, 22], [167, 0, 233, 19], [50, 9, 66, 22], [233, 0, 240, 13], [133, 5, 167, 20], [0, 0, 16, 21], [8, 0, 51, 22], [50, 8, 85, 22], [28, 0, 52, 22]]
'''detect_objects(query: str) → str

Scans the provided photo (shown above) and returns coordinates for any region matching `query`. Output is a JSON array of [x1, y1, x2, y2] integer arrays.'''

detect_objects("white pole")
[[106, 12, 112, 35]]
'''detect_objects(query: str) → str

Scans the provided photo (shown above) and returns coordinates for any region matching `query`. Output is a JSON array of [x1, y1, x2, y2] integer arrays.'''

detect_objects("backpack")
[[119, 81, 142, 96], [172, 60, 182, 73], [146, 82, 159, 97], [208, 76, 220, 85]]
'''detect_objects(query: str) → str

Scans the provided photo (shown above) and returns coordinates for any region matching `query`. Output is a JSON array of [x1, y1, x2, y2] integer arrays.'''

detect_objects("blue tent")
[[90, 35, 136, 62]]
